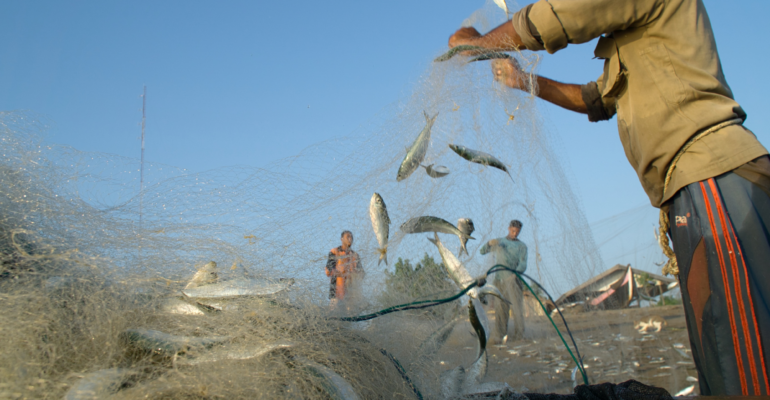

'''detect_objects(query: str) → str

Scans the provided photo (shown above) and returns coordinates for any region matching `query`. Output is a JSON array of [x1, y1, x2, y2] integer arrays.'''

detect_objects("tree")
[[379, 254, 458, 315]]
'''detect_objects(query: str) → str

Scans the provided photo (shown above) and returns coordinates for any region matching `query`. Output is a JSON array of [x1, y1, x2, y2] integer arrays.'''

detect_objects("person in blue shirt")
[[480, 219, 528, 343]]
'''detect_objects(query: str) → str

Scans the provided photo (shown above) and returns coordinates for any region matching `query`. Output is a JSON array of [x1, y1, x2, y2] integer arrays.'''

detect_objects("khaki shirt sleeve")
[[528, 0, 666, 53], [581, 81, 615, 122], [512, 4, 545, 51]]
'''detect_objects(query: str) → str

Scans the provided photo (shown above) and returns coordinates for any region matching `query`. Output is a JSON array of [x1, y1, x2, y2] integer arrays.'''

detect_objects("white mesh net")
[[0, 2, 693, 399]]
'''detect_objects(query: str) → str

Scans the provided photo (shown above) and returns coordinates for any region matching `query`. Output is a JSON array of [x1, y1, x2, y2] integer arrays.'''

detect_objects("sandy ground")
[[431, 304, 699, 396]]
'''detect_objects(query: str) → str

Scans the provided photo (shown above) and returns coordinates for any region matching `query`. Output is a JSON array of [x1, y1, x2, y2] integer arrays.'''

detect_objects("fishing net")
[[0, 2, 692, 399]]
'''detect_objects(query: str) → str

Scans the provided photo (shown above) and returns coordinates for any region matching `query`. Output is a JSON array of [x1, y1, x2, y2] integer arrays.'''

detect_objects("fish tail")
[[377, 247, 388, 266], [427, 232, 439, 245]]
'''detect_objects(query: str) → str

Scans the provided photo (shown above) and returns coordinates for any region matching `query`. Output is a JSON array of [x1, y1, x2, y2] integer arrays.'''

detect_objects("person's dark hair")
[[509, 220, 523, 229], [341, 230, 353, 238]]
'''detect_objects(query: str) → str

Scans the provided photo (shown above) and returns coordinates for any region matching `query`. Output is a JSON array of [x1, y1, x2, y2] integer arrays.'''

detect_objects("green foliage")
[[656, 295, 682, 306], [379, 253, 456, 306]]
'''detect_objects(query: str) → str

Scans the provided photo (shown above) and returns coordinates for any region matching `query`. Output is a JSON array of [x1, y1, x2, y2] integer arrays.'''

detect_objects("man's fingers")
[[449, 26, 482, 48]]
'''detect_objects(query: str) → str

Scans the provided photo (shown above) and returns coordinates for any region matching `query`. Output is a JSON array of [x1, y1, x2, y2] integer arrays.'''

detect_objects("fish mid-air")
[[421, 164, 450, 178], [427, 232, 507, 305], [397, 111, 439, 182], [439, 294, 509, 397], [400, 216, 474, 256], [429, 233, 511, 397], [184, 261, 218, 289], [457, 218, 475, 256], [448, 144, 513, 181], [368, 193, 390, 266]]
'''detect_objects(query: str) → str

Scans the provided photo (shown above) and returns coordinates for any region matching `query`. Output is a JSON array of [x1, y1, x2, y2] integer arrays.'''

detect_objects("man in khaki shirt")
[[447, 0, 768, 395]]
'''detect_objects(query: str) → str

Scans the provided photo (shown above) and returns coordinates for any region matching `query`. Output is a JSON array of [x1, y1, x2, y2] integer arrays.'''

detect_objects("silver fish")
[[463, 350, 489, 393], [64, 368, 132, 400], [469, 297, 490, 357], [159, 297, 207, 315], [295, 356, 362, 400], [440, 299, 500, 398], [449, 144, 513, 181], [675, 385, 695, 396], [434, 45, 487, 62], [185, 261, 218, 289], [457, 218, 475, 256], [401, 216, 474, 255], [421, 164, 450, 178], [397, 111, 438, 182], [119, 328, 230, 355], [179, 341, 293, 366], [369, 193, 390, 266], [182, 277, 295, 299], [428, 232, 473, 287], [440, 365, 465, 399], [428, 233, 507, 306]]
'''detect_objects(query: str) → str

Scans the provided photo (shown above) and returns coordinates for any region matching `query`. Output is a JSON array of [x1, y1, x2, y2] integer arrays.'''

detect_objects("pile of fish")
[[158, 261, 296, 315], [63, 262, 424, 399]]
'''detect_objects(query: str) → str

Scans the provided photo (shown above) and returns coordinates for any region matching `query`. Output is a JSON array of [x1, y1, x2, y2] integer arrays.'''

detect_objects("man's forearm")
[[533, 76, 587, 114], [476, 21, 527, 50], [450, 21, 528, 51]]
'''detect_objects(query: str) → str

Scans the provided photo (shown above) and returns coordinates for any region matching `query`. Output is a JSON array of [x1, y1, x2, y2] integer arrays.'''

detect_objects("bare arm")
[[492, 59, 587, 114], [534, 76, 587, 114], [448, 22, 527, 51]]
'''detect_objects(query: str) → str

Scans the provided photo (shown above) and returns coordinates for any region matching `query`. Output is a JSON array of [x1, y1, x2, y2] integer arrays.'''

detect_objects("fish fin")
[[423, 110, 429, 121], [467, 234, 476, 240], [427, 232, 439, 246], [493, 0, 508, 15]]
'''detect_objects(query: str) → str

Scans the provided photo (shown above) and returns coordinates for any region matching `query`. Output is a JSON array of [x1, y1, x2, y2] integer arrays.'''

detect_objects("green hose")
[[334, 280, 478, 322], [335, 264, 589, 385], [488, 265, 589, 385]]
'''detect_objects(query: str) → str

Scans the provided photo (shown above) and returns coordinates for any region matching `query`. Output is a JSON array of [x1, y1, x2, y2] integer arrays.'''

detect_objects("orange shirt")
[[325, 246, 362, 300]]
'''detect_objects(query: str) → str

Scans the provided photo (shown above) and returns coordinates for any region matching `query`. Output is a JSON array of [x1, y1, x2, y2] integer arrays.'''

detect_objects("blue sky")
[[2, 1, 768, 273]]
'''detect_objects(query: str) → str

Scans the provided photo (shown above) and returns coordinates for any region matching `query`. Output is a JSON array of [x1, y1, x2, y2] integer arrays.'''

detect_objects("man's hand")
[[488, 239, 499, 247], [492, 58, 529, 90], [448, 21, 525, 52], [449, 27, 483, 48]]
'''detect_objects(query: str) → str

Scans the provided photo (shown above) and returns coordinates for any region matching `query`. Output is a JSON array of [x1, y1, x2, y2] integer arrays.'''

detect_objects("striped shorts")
[[669, 171, 770, 395]]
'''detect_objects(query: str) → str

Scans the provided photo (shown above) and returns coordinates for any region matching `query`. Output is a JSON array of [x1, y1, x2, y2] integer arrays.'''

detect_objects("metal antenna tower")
[[140, 85, 146, 228]]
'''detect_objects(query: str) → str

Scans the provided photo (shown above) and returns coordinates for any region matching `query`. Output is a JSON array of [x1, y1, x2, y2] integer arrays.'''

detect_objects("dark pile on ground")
[[433, 305, 697, 396]]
